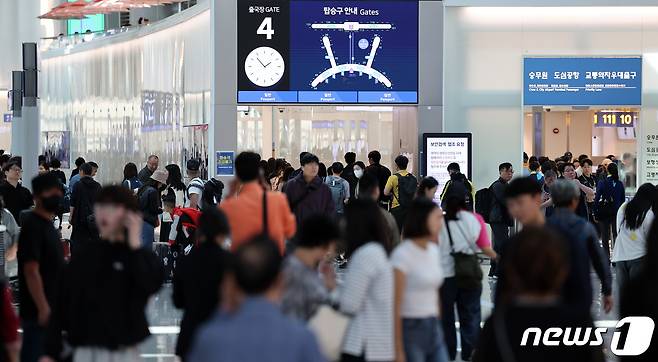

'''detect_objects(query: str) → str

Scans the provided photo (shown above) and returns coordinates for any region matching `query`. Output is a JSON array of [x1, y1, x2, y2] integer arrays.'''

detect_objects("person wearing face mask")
[[69, 163, 102, 255], [17, 174, 65, 362], [352, 161, 366, 200], [137, 170, 169, 250], [43, 186, 164, 362]]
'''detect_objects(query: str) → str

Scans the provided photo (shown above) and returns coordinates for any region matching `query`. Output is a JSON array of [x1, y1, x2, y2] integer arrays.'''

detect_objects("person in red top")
[[0, 280, 19, 362], [221, 152, 296, 254]]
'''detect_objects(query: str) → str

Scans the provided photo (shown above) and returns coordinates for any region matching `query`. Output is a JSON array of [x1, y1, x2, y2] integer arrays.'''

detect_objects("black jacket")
[[46, 241, 163, 358], [173, 242, 230, 359], [365, 163, 392, 203], [71, 177, 101, 228], [489, 178, 512, 225]]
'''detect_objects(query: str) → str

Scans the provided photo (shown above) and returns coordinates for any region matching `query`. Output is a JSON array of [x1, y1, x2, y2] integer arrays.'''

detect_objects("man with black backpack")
[[384, 155, 418, 231], [440, 162, 474, 211], [475, 162, 514, 277]]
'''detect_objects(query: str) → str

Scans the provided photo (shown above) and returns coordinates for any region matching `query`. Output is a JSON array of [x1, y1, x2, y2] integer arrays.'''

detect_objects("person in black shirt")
[[173, 207, 231, 361], [17, 173, 65, 362], [69, 157, 85, 180], [341, 152, 359, 199], [578, 159, 597, 223], [69, 163, 102, 254], [365, 150, 392, 208], [44, 185, 163, 362], [138, 155, 160, 184], [0, 161, 33, 225], [49, 159, 67, 186], [474, 227, 604, 362]]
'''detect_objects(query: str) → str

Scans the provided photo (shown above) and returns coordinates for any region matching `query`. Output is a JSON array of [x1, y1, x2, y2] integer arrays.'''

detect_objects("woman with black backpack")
[[594, 162, 625, 261]]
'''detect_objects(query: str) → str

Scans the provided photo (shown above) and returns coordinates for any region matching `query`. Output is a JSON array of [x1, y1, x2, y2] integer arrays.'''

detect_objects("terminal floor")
[[48, 221, 619, 361], [137, 264, 618, 361]]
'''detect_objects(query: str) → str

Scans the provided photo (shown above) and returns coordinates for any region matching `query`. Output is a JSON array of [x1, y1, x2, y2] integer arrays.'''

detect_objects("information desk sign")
[[524, 57, 642, 106]]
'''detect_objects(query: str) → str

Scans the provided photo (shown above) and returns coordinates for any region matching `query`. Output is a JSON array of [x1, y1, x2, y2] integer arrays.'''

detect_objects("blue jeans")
[[141, 222, 155, 251], [440, 277, 482, 361], [402, 317, 449, 362], [21, 320, 45, 362]]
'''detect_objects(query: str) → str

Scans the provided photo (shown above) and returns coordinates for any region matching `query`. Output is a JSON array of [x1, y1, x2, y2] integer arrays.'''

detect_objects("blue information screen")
[[523, 57, 642, 106], [238, 0, 418, 104]]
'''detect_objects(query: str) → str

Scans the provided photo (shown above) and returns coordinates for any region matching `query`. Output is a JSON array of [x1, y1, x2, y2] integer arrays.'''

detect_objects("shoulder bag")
[[446, 218, 483, 289]]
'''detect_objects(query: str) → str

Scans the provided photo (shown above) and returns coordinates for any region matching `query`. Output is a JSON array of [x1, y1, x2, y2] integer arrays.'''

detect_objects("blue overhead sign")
[[523, 57, 642, 106]]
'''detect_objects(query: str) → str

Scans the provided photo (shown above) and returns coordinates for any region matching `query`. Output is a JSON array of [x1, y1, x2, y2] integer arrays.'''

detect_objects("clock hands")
[[256, 57, 266, 68]]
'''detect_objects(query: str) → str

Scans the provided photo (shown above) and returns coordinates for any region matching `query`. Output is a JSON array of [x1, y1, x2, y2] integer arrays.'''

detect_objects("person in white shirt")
[[439, 190, 496, 361], [392, 197, 449, 362], [340, 199, 394, 362], [613, 183, 656, 293]]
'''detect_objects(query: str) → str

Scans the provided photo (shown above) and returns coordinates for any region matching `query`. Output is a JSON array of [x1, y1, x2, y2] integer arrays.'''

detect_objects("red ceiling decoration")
[[39, 0, 189, 20]]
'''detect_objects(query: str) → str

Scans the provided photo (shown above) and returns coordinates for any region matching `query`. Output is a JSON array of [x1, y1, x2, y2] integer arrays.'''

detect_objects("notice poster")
[[643, 116, 658, 185], [216, 151, 235, 176], [422, 133, 472, 203]]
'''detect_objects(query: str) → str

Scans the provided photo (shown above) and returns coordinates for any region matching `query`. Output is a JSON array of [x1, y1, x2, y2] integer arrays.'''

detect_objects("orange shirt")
[[220, 182, 296, 253]]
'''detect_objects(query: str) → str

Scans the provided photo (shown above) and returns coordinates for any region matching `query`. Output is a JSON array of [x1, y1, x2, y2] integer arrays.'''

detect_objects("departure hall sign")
[[523, 57, 642, 106], [237, 0, 419, 103]]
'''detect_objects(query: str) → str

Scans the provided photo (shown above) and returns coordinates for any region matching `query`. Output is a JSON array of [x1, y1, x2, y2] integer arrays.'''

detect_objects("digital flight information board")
[[238, 0, 419, 104]]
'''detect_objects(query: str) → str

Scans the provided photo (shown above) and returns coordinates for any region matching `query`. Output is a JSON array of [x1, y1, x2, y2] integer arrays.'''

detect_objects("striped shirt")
[[340, 242, 394, 361]]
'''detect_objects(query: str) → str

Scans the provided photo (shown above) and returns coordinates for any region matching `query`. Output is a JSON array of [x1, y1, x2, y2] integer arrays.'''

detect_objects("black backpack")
[[475, 187, 495, 224], [394, 173, 418, 208], [449, 173, 474, 211]]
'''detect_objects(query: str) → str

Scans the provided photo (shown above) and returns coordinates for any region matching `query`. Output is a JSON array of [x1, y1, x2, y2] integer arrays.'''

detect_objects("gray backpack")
[[326, 176, 347, 214]]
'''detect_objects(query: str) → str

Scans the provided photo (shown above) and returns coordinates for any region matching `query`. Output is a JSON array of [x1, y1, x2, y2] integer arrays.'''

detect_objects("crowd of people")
[[0, 147, 654, 362]]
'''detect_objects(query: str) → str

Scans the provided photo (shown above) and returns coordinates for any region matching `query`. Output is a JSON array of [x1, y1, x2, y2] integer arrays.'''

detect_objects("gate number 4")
[[257, 17, 274, 39]]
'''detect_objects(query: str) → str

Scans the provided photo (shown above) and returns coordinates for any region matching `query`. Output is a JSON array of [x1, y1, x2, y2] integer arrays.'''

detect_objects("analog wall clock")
[[244, 46, 285, 87]]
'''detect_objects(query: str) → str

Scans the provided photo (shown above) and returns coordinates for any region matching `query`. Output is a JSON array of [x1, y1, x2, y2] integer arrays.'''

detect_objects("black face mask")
[[41, 195, 61, 213]]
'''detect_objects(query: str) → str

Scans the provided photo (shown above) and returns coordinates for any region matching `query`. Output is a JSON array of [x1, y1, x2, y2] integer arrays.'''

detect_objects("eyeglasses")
[[9, 168, 22, 173]]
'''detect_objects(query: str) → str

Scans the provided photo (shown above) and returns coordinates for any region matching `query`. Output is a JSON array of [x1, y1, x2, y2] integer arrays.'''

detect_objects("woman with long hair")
[[340, 199, 394, 362], [594, 162, 625, 261], [122, 162, 142, 191], [613, 183, 656, 293], [392, 197, 449, 362], [439, 191, 496, 361], [164, 164, 186, 206]]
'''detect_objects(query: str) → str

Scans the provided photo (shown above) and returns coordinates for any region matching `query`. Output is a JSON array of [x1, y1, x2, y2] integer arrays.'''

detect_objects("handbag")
[[446, 219, 483, 289], [308, 305, 350, 362]]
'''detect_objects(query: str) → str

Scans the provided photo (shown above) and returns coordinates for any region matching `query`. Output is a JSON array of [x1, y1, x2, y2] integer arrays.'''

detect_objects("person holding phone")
[[42, 185, 164, 362]]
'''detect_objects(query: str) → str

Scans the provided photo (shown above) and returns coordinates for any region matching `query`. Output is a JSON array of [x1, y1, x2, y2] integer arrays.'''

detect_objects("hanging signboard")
[[524, 57, 642, 106]]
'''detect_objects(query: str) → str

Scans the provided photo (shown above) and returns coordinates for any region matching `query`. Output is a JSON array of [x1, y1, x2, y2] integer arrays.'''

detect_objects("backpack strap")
[[260, 189, 269, 239]]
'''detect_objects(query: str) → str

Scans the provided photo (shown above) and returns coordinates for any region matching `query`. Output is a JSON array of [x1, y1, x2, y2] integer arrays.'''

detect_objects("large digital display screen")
[[238, 0, 418, 104], [524, 57, 642, 106]]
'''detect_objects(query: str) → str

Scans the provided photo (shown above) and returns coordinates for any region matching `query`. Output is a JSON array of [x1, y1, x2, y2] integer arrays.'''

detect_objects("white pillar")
[[209, 0, 238, 188]]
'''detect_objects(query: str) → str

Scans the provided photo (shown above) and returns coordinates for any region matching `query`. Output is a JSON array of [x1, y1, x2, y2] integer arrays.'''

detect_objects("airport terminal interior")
[[1, 0, 658, 361]]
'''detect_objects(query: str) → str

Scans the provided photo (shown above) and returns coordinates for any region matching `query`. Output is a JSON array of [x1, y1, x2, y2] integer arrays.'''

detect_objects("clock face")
[[244, 46, 285, 87]]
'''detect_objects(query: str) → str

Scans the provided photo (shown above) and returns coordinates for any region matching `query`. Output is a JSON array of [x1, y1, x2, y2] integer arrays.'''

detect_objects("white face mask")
[[354, 168, 364, 179]]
